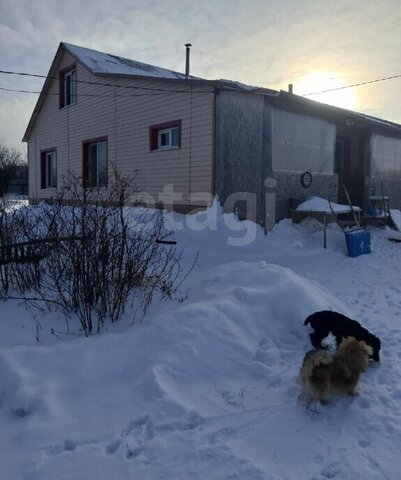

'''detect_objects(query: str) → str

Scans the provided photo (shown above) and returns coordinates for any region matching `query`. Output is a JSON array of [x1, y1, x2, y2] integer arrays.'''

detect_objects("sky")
[[0, 0, 400, 150]]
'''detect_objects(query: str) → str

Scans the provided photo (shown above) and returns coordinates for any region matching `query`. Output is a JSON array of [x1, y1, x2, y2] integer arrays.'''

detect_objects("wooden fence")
[[0, 237, 84, 266]]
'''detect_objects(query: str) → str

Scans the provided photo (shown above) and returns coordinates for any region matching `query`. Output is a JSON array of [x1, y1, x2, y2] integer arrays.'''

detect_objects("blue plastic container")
[[345, 229, 371, 258]]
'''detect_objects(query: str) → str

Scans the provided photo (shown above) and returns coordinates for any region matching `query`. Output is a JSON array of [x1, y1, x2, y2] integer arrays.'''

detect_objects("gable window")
[[40, 149, 57, 189], [59, 65, 77, 108], [83, 138, 107, 188], [150, 120, 181, 151]]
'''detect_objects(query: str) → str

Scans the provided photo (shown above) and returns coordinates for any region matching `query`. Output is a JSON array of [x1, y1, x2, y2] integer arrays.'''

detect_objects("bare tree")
[[0, 143, 25, 197]]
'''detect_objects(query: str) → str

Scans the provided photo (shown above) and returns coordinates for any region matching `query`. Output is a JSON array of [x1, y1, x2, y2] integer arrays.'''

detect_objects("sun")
[[295, 71, 357, 111]]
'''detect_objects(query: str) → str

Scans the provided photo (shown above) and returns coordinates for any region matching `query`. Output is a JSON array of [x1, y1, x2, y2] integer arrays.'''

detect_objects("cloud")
[[0, 0, 400, 146]]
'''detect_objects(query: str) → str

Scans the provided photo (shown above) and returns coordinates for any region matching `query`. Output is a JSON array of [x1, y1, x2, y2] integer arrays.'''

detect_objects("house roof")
[[23, 42, 210, 142], [23, 42, 401, 142], [274, 91, 401, 136], [62, 43, 199, 81]]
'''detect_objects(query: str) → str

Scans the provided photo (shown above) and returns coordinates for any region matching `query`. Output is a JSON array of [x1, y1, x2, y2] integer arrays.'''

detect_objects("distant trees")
[[0, 143, 26, 197]]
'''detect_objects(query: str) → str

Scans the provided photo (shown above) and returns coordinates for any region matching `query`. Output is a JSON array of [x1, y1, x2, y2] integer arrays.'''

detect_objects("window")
[[40, 150, 57, 189], [83, 138, 107, 187], [150, 120, 181, 151], [158, 127, 180, 149], [59, 65, 77, 108]]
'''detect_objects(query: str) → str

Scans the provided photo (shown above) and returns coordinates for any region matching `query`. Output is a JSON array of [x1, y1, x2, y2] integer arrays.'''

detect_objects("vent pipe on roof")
[[288, 83, 293, 94], [185, 43, 192, 78]]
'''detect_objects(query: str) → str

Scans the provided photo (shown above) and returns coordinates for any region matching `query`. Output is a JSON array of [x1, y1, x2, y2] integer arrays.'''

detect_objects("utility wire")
[[303, 73, 401, 96], [0, 85, 178, 98], [0, 69, 212, 95], [0, 86, 42, 94], [1, 68, 400, 98]]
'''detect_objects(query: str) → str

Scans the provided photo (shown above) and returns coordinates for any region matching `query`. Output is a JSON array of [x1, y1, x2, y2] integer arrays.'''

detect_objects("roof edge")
[[275, 91, 401, 134], [23, 43, 65, 142]]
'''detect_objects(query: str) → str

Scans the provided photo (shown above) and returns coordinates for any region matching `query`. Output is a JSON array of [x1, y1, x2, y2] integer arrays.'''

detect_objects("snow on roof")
[[62, 43, 198, 80], [218, 79, 260, 91], [217, 79, 279, 95], [360, 113, 401, 131]]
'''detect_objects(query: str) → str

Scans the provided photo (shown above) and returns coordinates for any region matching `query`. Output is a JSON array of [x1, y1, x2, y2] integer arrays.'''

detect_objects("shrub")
[[0, 170, 192, 336]]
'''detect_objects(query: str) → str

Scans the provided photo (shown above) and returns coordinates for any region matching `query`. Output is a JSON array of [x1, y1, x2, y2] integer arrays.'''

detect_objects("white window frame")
[[157, 126, 180, 150], [45, 150, 57, 188], [88, 141, 107, 188]]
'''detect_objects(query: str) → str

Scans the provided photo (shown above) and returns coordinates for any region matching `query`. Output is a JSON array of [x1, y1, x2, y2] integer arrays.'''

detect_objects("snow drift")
[[1, 203, 400, 480], [0, 261, 346, 479]]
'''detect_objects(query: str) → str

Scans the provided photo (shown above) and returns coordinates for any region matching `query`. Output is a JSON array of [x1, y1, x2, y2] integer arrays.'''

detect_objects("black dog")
[[304, 310, 381, 362]]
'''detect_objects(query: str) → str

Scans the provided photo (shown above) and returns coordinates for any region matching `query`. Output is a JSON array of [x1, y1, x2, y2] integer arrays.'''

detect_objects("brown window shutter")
[[40, 152, 46, 189], [59, 70, 65, 109], [82, 142, 89, 187], [149, 127, 158, 150]]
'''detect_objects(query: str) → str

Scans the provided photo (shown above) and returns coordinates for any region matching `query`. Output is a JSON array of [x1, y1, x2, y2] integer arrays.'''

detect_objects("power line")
[[0, 69, 211, 95], [0, 86, 42, 94], [0, 85, 178, 98], [303, 73, 401, 96], [1, 67, 400, 99]]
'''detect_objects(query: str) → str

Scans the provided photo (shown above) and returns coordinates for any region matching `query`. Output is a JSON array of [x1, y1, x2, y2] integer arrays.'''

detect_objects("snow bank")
[[0, 260, 346, 479], [1, 203, 401, 479]]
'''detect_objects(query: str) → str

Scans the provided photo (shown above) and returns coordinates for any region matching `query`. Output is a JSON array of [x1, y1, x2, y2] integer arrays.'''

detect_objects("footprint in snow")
[[105, 439, 121, 455], [208, 426, 236, 445], [154, 411, 202, 433], [120, 414, 150, 437], [109, 410, 203, 458], [103, 414, 155, 457], [125, 444, 145, 460], [320, 461, 347, 479], [47, 439, 77, 456], [357, 438, 370, 449]]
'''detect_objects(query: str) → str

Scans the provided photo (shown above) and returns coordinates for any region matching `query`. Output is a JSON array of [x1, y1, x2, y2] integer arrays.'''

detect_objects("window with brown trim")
[[40, 149, 57, 189], [149, 120, 181, 151], [59, 64, 77, 109], [82, 138, 108, 188]]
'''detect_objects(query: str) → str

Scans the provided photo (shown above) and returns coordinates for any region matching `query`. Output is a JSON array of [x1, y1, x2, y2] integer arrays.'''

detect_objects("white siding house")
[[24, 42, 401, 222], [23, 43, 216, 211]]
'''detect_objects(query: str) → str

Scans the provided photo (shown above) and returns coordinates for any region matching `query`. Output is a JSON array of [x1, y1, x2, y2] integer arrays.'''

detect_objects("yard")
[[1, 201, 400, 479]]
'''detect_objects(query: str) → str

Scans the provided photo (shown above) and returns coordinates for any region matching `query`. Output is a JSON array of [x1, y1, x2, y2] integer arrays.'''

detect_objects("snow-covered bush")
[[0, 170, 190, 335]]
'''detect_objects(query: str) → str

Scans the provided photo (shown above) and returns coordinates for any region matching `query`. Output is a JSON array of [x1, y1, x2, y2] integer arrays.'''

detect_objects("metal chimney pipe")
[[288, 83, 293, 94], [185, 43, 192, 78]]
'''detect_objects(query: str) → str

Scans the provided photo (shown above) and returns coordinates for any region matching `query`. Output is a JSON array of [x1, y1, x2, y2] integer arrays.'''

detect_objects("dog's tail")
[[300, 350, 333, 383], [304, 314, 313, 326]]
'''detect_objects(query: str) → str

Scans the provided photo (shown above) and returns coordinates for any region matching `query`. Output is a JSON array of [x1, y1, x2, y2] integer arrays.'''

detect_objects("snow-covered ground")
[[1, 204, 401, 479]]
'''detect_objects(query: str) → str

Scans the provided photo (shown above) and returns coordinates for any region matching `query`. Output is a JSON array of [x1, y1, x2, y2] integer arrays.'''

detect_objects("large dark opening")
[[335, 126, 367, 207]]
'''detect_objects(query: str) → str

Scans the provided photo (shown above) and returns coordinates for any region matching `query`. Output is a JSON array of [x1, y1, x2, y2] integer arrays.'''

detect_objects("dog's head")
[[368, 334, 381, 362], [337, 337, 373, 372]]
